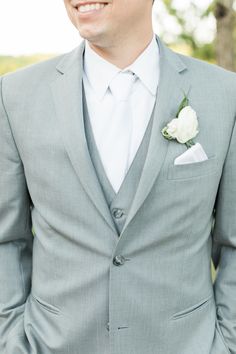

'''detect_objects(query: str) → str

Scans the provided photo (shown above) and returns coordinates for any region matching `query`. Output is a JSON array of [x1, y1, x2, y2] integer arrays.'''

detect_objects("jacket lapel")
[[121, 36, 191, 235], [50, 42, 118, 235]]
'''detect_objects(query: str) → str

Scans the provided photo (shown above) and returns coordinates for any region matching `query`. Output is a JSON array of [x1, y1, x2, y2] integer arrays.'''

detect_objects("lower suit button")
[[113, 255, 126, 266]]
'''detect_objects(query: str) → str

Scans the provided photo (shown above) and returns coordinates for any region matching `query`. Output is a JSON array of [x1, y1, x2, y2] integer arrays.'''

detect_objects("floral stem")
[[185, 140, 195, 149]]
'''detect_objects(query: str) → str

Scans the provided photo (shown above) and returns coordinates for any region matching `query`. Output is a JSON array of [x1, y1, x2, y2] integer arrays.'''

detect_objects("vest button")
[[112, 208, 124, 219], [113, 255, 126, 266]]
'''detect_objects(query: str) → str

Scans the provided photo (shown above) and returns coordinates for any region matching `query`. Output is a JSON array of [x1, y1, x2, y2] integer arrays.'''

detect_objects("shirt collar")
[[125, 34, 160, 96], [83, 33, 160, 101]]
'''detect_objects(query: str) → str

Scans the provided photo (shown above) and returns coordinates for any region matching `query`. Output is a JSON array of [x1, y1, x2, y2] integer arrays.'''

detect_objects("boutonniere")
[[161, 94, 199, 149]]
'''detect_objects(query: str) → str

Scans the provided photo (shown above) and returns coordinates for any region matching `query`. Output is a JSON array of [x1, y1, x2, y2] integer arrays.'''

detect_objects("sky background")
[[0, 0, 214, 56]]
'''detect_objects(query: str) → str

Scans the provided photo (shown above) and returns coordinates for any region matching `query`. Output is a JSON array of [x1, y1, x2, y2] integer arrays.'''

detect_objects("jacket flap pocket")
[[30, 292, 61, 315], [172, 294, 213, 320]]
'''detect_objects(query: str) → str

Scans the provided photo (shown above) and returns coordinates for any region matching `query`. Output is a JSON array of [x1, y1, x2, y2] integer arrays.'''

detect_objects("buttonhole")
[[118, 326, 129, 330]]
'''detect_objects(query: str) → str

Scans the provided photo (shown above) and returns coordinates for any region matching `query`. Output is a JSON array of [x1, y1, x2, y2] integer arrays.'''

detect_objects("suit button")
[[112, 208, 124, 219], [113, 255, 126, 266], [106, 322, 110, 331]]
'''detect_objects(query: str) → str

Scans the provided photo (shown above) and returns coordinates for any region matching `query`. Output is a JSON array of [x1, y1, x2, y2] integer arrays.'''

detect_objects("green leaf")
[[176, 93, 189, 117], [185, 140, 195, 149]]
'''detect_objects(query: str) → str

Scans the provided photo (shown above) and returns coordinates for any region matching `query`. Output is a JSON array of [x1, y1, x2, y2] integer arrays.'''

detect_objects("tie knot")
[[109, 71, 136, 101]]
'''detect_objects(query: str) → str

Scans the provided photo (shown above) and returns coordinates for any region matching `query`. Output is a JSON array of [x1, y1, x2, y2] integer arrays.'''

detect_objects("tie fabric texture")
[[100, 70, 136, 193]]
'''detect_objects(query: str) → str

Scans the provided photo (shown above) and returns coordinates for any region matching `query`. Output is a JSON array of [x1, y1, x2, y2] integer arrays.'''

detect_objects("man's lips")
[[73, 1, 109, 7]]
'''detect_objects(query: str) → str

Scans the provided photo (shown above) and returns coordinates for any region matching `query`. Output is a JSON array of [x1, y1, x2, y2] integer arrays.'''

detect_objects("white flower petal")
[[178, 106, 197, 121], [175, 105, 199, 143], [166, 118, 179, 137]]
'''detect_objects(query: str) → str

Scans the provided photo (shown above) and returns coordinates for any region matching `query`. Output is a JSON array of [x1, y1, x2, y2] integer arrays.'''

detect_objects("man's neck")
[[88, 31, 154, 70]]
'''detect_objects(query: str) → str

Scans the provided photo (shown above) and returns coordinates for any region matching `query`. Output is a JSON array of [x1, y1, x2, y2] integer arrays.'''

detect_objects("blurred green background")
[[0, 54, 54, 76]]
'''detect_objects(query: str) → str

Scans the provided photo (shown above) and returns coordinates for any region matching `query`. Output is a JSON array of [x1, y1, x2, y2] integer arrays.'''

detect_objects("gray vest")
[[82, 84, 154, 236]]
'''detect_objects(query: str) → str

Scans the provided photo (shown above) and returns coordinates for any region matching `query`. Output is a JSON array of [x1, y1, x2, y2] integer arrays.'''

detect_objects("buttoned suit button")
[[113, 255, 126, 266], [112, 208, 124, 219]]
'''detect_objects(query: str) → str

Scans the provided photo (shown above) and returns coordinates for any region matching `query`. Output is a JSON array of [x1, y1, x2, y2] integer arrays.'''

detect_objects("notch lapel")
[[50, 42, 117, 235], [120, 37, 191, 236]]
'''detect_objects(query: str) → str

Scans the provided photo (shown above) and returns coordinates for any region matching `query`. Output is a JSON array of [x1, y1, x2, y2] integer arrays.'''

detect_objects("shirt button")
[[112, 208, 124, 219], [113, 255, 126, 266]]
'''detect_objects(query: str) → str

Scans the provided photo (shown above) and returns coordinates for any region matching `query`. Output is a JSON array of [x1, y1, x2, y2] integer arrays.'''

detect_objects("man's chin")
[[78, 28, 99, 41], [78, 30, 108, 47]]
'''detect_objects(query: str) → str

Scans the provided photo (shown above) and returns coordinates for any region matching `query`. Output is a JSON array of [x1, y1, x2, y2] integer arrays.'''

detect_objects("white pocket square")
[[174, 143, 208, 165]]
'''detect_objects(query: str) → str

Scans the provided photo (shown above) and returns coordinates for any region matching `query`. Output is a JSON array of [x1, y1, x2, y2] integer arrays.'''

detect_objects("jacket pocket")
[[168, 155, 218, 180], [30, 292, 61, 315], [172, 294, 213, 320]]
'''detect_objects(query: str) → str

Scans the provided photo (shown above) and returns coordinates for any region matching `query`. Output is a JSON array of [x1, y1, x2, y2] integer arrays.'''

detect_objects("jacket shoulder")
[[2, 54, 61, 83], [178, 52, 236, 89], [0, 46, 79, 92], [0, 46, 81, 110]]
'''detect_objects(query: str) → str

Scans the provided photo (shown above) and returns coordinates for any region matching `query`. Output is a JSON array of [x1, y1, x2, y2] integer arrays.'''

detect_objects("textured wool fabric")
[[0, 35, 236, 354]]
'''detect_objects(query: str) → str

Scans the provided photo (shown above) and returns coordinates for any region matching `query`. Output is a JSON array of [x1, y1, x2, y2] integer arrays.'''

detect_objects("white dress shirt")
[[82, 33, 160, 192]]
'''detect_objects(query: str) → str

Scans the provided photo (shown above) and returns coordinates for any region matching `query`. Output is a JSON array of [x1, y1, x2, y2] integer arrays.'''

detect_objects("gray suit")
[[0, 35, 236, 354]]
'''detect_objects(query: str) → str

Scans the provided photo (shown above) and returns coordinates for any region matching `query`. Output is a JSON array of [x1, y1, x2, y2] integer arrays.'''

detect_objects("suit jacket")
[[0, 35, 236, 354]]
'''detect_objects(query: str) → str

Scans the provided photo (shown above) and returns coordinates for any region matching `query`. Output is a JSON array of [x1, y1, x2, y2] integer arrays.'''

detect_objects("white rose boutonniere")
[[162, 95, 199, 148]]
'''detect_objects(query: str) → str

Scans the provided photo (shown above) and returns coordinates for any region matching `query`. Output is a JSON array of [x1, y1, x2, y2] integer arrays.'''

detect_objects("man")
[[0, 0, 236, 353]]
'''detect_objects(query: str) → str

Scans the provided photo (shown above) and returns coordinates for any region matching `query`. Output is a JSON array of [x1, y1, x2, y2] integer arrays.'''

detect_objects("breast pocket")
[[167, 155, 218, 180]]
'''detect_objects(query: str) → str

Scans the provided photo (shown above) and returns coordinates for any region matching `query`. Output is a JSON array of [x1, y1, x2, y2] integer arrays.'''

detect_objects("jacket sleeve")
[[212, 115, 236, 354], [0, 76, 33, 352]]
